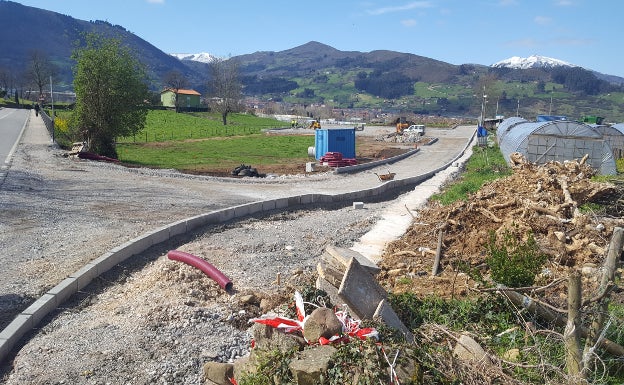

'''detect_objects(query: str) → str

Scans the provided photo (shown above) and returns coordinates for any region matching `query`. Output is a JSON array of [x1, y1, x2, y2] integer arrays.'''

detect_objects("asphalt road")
[[0, 108, 29, 166]]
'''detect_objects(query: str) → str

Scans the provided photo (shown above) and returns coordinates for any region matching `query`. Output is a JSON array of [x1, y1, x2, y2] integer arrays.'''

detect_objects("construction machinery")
[[309, 119, 321, 129], [395, 117, 415, 133]]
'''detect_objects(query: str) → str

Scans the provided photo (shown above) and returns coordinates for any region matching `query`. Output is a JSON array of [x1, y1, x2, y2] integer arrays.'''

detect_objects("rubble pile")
[[378, 154, 622, 298]]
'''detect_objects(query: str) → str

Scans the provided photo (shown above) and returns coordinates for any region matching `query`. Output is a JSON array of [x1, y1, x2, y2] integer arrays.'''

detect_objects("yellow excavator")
[[309, 119, 321, 129], [395, 117, 415, 133]]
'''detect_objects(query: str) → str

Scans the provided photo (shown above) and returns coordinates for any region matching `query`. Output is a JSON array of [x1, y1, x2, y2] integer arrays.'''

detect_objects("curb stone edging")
[[0, 129, 477, 365]]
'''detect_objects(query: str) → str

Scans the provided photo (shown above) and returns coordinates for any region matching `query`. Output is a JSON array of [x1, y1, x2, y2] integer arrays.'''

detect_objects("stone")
[[203, 362, 234, 385], [250, 323, 306, 353], [393, 347, 423, 384], [232, 356, 256, 383], [238, 294, 257, 305], [302, 307, 343, 343], [452, 334, 493, 366], [289, 345, 337, 385]]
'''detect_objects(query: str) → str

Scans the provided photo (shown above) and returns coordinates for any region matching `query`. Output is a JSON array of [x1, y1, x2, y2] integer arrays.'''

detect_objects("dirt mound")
[[378, 153, 622, 299]]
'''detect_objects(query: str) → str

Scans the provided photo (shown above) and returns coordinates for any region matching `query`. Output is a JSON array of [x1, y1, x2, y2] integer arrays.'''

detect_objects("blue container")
[[314, 128, 356, 160]]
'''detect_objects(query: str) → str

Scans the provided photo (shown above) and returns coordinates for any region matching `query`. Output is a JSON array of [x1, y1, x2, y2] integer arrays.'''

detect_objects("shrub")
[[486, 228, 547, 287]]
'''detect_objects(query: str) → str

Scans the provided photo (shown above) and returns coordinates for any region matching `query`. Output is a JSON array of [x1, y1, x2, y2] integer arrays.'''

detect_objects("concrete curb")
[[0, 128, 477, 364]]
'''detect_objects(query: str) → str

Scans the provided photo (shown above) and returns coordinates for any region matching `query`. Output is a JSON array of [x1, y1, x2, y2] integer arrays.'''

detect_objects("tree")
[[163, 70, 188, 113], [25, 50, 57, 101], [72, 33, 149, 158], [207, 57, 242, 125]]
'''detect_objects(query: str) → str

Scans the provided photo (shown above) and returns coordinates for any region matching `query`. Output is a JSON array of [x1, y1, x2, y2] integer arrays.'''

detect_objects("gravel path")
[[0, 111, 473, 384]]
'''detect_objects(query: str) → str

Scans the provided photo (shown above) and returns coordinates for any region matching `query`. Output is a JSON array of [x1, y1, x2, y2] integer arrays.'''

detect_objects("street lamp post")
[[479, 86, 487, 126]]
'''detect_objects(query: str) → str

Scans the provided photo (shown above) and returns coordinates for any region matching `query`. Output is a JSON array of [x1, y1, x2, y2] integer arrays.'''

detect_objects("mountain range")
[[492, 55, 576, 70], [170, 53, 217, 64], [1, 0, 623, 119]]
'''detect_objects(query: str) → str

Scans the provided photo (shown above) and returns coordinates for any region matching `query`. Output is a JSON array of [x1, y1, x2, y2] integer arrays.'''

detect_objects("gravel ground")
[[1, 204, 385, 384], [0, 113, 431, 384]]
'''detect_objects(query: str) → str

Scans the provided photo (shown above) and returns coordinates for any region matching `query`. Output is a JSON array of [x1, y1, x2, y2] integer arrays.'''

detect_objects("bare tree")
[[0, 67, 10, 98], [25, 50, 57, 101], [163, 70, 189, 113], [207, 57, 242, 125]]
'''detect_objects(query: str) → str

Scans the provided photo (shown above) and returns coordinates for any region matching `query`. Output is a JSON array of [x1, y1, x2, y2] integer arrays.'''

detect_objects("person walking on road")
[[34, 103, 40, 117]]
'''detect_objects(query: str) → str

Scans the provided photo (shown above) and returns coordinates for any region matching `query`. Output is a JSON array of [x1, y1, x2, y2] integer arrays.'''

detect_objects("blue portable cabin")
[[314, 128, 356, 160], [496, 118, 617, 175]]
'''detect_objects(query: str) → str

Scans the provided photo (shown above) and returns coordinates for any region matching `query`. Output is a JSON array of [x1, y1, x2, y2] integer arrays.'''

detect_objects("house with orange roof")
[[160, 88, 202, 109]]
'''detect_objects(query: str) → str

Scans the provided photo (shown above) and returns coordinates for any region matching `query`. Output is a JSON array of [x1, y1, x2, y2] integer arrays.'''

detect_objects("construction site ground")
[[2, 110, 622, 384]]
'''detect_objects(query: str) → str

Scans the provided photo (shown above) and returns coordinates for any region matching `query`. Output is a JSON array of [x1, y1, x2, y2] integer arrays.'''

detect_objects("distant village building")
[[160, 88, 201, 109]]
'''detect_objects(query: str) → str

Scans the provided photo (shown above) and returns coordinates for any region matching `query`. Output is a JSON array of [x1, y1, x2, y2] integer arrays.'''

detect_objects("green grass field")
[[119, 110, 287, 143], [117, 134, 315, 173], [118, 110, 315, 173]]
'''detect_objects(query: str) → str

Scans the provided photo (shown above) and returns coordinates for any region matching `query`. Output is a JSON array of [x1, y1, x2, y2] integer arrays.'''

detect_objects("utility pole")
[[479, 85, 487, 126], [50, 75, 54, 143]]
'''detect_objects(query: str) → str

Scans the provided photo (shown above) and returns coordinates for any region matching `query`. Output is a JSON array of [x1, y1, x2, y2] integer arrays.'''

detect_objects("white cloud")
[[367, 1, 432, 16], [534, 15, 552, 25], [146, 0, 164, 4], [401, 19, 417, 27], [554, 0, 574, 6]]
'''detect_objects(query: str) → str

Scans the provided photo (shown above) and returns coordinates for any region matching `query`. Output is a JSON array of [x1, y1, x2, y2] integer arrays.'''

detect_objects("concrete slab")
[[69, 262, 99, 291], [261, 200, 276, 211], [0, 314, 32, 346], [0, 338, 10, 363], [187, 214, 210, 230], [315, 276, 341, 309], [233, 202, 262, 218], [107, 237, 147, 264], [274, 197, 289, 209], [146, 226, 171, 246], [168, 219, 187, 238], [217, 209, 235, 223], [316, 261, 343, 288], [374, 299, 414, 343], [22, 293, 56, 326], [324, 245, 380, 275], [337, 257, 387, 320], [92, 251, 120, 275], [300, 194, 314, 204], [47, 277, 79, 305], [287, 196, 301, 206]]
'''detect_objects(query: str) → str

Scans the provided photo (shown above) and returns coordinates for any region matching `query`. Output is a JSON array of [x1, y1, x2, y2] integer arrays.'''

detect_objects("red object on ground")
[[167, 250, 233, 291], [320, 152, 357, 167]]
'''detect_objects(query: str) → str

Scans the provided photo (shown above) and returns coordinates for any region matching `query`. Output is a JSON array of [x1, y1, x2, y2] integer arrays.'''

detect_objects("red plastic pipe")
[[167, 250, 233, 291]]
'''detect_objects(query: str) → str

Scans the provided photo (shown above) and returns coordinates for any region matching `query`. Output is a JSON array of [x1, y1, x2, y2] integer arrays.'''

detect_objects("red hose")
[[167, 250, 233, 291]]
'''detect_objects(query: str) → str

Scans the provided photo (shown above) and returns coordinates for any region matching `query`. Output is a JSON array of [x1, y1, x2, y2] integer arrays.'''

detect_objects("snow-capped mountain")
[[170, 52, 217, 64], [491, 55, 577, 70]]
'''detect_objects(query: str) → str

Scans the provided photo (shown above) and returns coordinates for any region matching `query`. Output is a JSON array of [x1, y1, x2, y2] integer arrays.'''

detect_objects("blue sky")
[[14, 0, 624, 78]]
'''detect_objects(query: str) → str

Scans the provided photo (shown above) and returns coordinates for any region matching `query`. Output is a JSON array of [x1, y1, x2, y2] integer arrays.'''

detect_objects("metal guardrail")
[[40, 110, 55, 143]]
